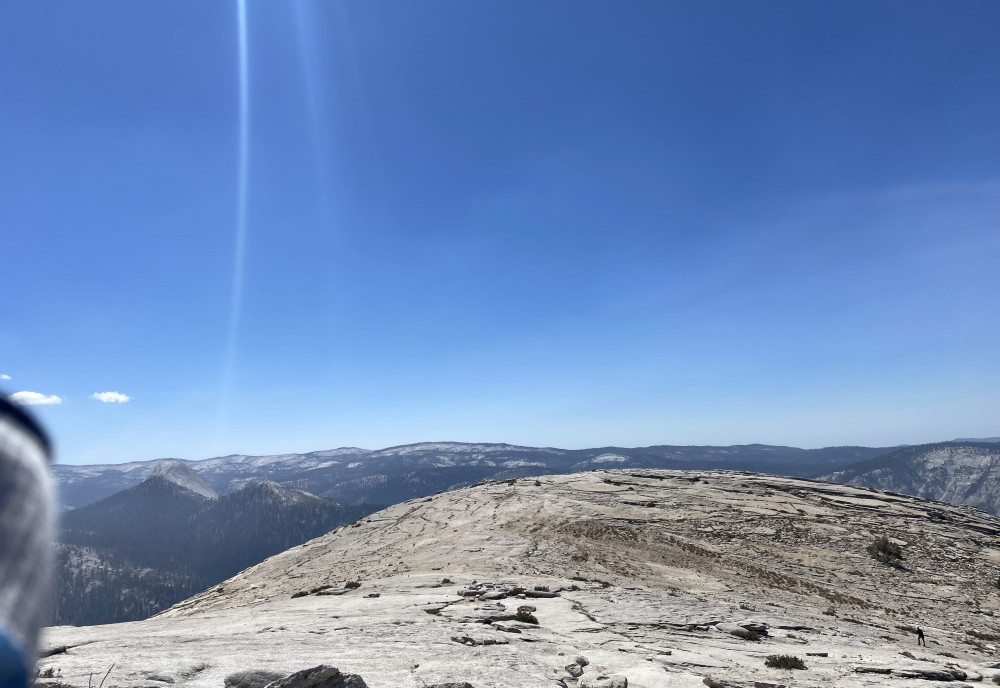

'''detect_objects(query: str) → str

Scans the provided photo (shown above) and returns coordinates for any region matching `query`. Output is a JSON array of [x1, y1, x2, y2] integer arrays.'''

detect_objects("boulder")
[[492, 624, 522, 633], [225, 670, 287, 688], [896, 667, 967, 681], [450, 635, 509, 647], [479, 591, 507, 600], [265, 665, 367, 688], [715, 623, 744, 634], [716, 622, 768, 636], [701, 679, 742, 688]]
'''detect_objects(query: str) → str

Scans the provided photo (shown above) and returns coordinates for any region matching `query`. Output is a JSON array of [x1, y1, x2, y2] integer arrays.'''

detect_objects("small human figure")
[[917, 627, 926, 646]]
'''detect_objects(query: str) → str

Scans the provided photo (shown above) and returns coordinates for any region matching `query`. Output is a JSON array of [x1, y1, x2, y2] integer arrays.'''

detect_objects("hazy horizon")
[[44, 433, 1000, 467]]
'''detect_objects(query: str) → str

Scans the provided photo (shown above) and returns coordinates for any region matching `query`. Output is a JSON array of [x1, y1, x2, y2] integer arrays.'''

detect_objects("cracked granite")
[[39, 470, 1000, 687]]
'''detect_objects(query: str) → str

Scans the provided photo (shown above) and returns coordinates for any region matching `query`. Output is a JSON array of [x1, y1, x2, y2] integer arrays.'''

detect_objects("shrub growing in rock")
[[731, 629, 762, 641], [516, 610, 538, 624], [764, 654, 806, 670], [344, 581, 361, 589], [866, 535, 904, 568]]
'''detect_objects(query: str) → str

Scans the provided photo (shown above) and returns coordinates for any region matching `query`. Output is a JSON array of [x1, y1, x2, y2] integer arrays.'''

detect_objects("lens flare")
[[218, 0, 250, 449], [291, 0, 333, 227]]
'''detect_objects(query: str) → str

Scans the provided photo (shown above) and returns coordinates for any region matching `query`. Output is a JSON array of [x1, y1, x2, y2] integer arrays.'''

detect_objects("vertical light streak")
[[218, 0, 250, 449], [291, 0, 334, 229]]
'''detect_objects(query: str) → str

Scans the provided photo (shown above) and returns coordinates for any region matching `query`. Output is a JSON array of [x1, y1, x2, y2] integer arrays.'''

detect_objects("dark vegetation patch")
[[515, 610, 538, 624], [765, 654, 806, 670], [866, 535, 904, 568]]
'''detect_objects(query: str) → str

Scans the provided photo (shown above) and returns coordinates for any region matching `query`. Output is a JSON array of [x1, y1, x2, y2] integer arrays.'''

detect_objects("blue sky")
[[2, 1, 999, 464]]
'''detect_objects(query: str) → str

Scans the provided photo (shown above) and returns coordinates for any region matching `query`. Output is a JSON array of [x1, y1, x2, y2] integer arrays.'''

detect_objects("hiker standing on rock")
[[917, 627, 926, 646]]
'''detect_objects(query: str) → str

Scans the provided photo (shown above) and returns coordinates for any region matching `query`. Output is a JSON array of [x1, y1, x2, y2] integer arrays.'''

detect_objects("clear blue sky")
[[2, 1, 999, 464]]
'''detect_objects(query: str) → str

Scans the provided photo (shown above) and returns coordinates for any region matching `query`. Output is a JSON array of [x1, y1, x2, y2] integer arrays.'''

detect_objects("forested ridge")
[[55, 478, 380, 625]]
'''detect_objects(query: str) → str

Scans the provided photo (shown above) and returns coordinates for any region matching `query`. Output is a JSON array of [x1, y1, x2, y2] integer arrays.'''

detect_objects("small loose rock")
[[579, 675, 627, 688]]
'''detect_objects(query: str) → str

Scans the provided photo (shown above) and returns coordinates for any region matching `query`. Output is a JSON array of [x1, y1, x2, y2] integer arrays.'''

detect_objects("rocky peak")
[[148, 459, 218, 499], [241, 480, 326, 507]]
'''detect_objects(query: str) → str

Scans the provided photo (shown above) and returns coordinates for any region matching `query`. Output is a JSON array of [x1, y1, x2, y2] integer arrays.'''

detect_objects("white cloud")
[[91, 391, 131, 404], [0, 374, 9, 380], [10, 391, 62, 406]]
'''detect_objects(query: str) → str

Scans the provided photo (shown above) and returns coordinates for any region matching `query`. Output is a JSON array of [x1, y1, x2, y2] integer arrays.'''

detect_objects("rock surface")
[[39, 470, 1000, 687]]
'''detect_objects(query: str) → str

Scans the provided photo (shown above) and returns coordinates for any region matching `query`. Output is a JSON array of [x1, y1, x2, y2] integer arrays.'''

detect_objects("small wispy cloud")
[[10, 391, 62, 406], [91, 391, 131, 404], [0, 374, 10, 380]]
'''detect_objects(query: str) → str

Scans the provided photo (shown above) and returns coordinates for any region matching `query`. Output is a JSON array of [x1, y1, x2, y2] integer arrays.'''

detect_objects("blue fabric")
[[0, 631, 27, 688]]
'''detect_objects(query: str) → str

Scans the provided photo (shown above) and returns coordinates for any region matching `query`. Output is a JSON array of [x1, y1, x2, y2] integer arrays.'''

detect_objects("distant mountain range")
[[53, 441, 896, 509], [55, 460, 377, 625]]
